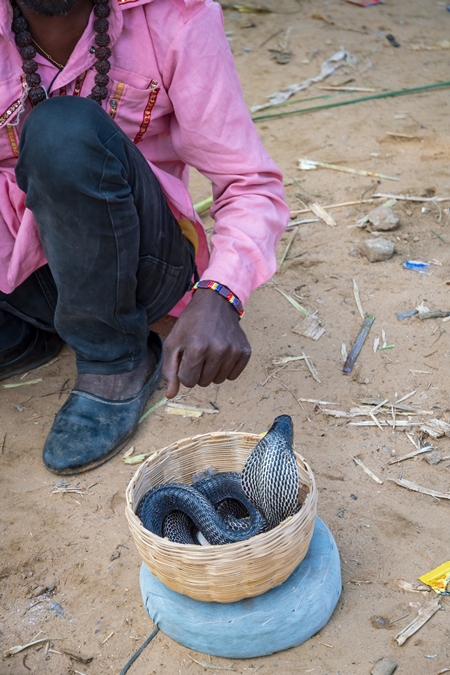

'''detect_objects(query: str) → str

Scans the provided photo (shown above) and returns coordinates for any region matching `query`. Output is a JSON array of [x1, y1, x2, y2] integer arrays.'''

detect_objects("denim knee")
[[16, 97, 118, 192]]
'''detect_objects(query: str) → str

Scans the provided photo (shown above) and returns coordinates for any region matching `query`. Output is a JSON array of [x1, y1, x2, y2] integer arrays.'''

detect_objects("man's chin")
[[17, 0, 81, 17]]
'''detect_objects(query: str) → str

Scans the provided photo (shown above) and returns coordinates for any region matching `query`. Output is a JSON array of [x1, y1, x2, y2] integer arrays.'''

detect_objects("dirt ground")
[[1, 0, 450, 673]]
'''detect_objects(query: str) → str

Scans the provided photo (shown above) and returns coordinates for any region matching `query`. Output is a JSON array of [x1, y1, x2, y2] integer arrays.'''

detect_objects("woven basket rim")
[[125, 429, 318, 601], [125, 430, 316, 550]]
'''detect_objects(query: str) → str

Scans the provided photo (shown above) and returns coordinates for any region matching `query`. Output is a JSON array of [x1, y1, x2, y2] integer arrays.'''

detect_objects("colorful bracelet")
[[192, 280, 244, 319]]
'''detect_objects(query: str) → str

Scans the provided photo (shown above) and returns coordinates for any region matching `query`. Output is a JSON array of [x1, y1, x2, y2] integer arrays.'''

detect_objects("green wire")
[[252, 81, 450, 122]]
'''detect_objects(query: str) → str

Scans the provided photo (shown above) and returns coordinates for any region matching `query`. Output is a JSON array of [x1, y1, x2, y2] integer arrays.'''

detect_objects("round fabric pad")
[[140, 517, 341, 658]]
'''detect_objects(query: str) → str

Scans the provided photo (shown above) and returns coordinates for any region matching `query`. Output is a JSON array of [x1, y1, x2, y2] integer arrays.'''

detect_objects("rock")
[[371, 656, 398, 675], [360, 238, 395, 262], [367, 205, 400, 231]]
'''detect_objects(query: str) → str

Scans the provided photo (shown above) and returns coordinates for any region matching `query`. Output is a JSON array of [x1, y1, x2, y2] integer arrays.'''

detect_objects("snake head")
[[270, 414, 294, 447]]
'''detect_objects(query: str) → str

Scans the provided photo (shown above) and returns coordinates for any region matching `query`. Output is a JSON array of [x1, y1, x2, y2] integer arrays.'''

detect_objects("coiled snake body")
[[137, 415, 300, 545]]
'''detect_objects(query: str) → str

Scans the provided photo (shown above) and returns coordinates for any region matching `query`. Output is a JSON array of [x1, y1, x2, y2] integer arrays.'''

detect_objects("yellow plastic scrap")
[[419, 561, 450, 594]]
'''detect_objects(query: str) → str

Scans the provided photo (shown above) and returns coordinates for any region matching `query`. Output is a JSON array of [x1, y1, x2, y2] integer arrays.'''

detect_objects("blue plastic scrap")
[[403, 260, 431, 273], [396, 309, 419, 321]]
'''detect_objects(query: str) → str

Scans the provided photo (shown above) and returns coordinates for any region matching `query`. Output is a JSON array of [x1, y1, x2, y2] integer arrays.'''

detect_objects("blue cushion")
[[140, 517, 341, 658]]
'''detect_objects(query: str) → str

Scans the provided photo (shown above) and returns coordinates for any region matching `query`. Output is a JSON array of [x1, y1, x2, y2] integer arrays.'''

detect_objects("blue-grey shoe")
[[0, 326, 61, 382], [43, 332, 163, 475]]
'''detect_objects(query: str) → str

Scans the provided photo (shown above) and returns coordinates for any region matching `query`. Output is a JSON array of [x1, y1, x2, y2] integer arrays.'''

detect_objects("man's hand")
[[162, 289, 251, 399]]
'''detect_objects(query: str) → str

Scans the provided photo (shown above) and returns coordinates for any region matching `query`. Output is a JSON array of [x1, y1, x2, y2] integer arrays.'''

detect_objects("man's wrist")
[[192, 280, 244, 319]]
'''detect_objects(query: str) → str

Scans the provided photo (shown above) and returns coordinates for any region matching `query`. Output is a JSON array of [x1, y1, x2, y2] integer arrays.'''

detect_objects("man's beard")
[[17, 0, 81, 16]]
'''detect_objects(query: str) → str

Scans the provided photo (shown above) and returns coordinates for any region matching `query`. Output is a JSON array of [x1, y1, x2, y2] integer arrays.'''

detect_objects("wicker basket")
[[125, 431, 318, 603]]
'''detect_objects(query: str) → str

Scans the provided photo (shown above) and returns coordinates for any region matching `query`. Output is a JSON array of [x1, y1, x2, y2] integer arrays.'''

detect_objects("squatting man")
[[0, 0, 289, 473]]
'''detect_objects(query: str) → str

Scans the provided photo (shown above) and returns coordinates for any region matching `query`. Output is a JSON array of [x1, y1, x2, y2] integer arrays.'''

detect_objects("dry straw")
[[125, 431, 317, 603]]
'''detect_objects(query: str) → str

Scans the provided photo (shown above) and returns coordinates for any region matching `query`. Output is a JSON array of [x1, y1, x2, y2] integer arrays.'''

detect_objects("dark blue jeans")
[[0, 97, 195, 374]]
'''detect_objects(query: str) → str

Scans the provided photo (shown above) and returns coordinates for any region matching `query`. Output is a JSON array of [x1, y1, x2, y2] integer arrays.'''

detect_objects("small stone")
[[424, 450, 442, 465], [371, 656, 398, 675], [367, 205, 400, 231], [360, 237, 395, 262]]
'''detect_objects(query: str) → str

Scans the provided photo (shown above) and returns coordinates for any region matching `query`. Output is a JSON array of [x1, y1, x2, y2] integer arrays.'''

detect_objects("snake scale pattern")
[[137, 415, 301, 545]]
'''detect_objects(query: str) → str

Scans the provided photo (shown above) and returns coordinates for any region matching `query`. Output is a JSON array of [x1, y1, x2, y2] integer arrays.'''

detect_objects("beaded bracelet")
[[192, 280, 244, 319]]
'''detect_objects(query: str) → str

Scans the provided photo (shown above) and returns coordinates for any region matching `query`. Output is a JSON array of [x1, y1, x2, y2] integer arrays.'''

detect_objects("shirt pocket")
[[0, 77, 25, 163], [105, 67, 170, 145]]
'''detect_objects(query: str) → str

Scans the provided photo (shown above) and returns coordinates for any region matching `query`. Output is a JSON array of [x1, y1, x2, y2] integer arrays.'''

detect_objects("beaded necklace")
[[10, 0, 111, 106]]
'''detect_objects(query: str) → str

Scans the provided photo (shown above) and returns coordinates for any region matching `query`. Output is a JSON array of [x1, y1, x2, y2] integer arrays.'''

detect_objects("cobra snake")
[[137, 415, 301, 545]]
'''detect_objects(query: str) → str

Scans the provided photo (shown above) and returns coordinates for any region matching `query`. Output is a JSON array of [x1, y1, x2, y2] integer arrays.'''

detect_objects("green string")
[[252, 81, 450, 122]]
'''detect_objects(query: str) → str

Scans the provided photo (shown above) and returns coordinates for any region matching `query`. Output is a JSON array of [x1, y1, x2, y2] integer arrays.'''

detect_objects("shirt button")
[[89, 45, 96, 54], [110, 99, 117, 109]]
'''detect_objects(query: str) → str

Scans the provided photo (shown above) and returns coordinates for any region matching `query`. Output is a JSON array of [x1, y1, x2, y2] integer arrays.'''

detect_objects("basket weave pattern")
[[125, 431, 318, 603]]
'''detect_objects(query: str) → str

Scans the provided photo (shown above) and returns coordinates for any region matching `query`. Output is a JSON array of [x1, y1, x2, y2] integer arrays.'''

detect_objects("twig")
[[187, 654, 234, 670], [310, 202, 337, 227], [278, 380, 305, 410], [352, 279, 365, 320], [396, 390, 417, 404], [298, 397, 337, 405], [389, 478, 450, 500], [0, 433, 5, 454], [274, 287, 309, 315], [349, 454, 383, 484], [395, 596, 441, 645], [286, 217, 320, 228], [302, 351, 321, 384], [272, 355, 307, 366], [386, 446, 434, 465], [278, 228, 297, 272], [165, 402, 219, 414], [290, 197, 377, 215], [299, 157, 399, 182], [373, 193, 450, 203], [101, 632, 115, 645], [2, 378, 42, 389], [349, 420, 419, 428], [260, 362, 289, 386], [60, 648, 93, 664], [369, 411, 383, 431], [139, 396, 171, 423], [19, 356, 61, 379], [4, 637, 60, 657], [318, 86, 376, 92], [343, 315, 375, 374]]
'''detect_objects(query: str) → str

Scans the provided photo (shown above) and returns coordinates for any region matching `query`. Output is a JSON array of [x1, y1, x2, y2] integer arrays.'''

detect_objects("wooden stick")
[[310, 202, 337, 227], [4, 637, 58, 657], [318, 86, 377, 92], [290, 197, 378, 215], [373, 193, 450, 202], [343, 315, 375, 374], [352, 279, 365, 320], [302, 351, 321, 384], [299, 158, 399, 181], [394, 596, 441, 645], [386, 446, 434, 465], [390, 478, 450, 500], [350, 454, 383, 484]]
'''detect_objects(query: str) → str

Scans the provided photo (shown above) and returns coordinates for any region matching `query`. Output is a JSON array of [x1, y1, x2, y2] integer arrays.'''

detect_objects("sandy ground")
[[1, 0, 450, 673]]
